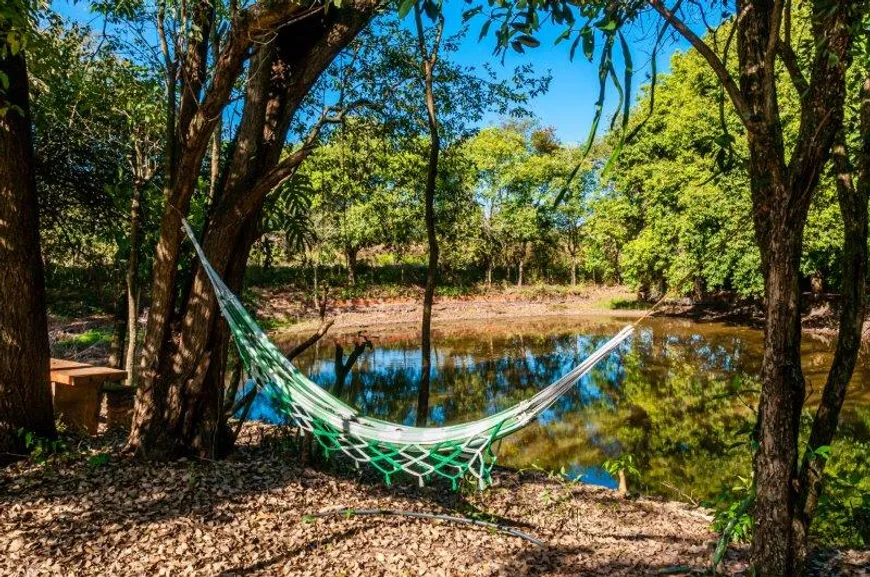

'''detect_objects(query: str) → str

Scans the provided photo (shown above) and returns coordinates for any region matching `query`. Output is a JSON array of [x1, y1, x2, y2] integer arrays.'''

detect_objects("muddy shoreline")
[[49, 285, 866, 364], [261, 285, 860, 342]]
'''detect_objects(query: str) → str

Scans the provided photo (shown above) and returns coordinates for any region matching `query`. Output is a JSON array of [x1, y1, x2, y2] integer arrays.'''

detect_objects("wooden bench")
[[50, 359, 128, 435]]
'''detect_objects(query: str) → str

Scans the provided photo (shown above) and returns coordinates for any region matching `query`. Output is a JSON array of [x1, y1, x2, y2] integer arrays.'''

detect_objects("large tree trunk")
[[128, 1, 378, 458], [0, 46, 54, 461], [753, 218, 807, 576], [792, 77, 870, 571], [727, 2, 855, 574], [414, 5, 443, 428]]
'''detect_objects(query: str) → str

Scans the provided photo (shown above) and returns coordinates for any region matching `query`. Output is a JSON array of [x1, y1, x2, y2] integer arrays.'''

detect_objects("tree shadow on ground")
[[1, 425, 847, 576], [1, 427, 551, 559]]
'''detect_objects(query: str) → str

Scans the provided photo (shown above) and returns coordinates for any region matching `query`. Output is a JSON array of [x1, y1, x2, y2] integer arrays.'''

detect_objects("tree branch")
[[286, 319, 335, 361], [232, 98, 378, 221], [647, 0, 750, 124], [778, 42, 808, 97]]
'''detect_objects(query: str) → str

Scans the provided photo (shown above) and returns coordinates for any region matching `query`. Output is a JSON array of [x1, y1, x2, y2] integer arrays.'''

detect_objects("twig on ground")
[[306, 507, 546, 547]]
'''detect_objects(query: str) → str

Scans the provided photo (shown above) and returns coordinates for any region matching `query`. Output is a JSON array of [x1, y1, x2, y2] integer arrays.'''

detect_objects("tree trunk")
[[792, 82, 870, 571], [0, 46, 55, 461], [107, 292, 126, 369], [753, 221, 806, 576], [692, 276, 703, 303], [517, 259, 524, 288], [346, 245, 357, 285], [486, 261, 492, 288], [128, 1, 378, 458], [124, 181, 144, 386], [570, 258, 577, 287], [262, 236, 273, 271], [414, 4, 443, 428]]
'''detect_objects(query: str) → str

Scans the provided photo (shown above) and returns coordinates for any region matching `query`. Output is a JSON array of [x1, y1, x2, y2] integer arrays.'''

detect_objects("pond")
[[247, 315, 870, 503]]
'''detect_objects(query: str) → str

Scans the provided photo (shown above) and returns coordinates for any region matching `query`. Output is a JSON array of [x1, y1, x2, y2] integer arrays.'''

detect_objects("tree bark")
[[0, 46, 54, 461], [752, 217, 806, 576], [693, 1, 859, 573], [107, 291, 126, 368], [124, 180, 144, 386], [128, 0, 378, 458], [346, 245, 358, 285], [414, 4, 443, 428], [792, 76, 870, 572]]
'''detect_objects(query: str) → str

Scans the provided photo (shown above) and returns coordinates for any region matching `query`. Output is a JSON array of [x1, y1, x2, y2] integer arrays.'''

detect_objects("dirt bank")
[[258, 285, 641, 339]]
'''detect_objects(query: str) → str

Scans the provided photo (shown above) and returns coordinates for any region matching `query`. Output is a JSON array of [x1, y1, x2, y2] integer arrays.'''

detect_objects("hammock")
[[183, 221, 634, 489]]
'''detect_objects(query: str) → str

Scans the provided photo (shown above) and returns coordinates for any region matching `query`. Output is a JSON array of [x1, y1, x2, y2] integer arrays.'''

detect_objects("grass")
[[54, 329, 113, 354], [607, 297, 652, 311], [259, 317, 299, 331]]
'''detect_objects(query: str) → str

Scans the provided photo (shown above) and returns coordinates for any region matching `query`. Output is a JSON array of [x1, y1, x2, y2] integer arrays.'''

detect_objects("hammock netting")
[[183, 221, 633, 489]]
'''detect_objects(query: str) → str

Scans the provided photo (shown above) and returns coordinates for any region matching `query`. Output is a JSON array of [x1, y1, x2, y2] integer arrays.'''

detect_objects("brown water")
[[247, 315, 870, 501]]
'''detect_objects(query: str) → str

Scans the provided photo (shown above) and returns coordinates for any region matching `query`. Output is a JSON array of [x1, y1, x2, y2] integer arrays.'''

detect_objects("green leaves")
[[808, 445, 832, 462], [462, 5, 483, 21], [87, 452, 111, 470], [510, 34, 541, 53], [581, 26, 594, 61], [595, 17, 618, 32], [514, 34, 539, 47], [398, 0, 416, 18]]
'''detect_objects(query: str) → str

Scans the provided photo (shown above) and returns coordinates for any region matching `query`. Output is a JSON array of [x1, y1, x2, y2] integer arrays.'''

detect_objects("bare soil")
[[258, 284, 641, 339]]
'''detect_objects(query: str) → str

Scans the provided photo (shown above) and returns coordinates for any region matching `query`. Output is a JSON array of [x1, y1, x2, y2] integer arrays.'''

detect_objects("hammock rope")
[[182, 221, 634, 489]]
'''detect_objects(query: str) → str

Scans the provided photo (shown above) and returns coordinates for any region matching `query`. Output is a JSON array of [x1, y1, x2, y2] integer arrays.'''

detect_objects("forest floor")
[[3, 422, 867, 577]]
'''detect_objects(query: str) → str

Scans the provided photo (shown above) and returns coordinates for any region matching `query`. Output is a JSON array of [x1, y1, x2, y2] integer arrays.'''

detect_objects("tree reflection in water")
[[253, 316, 868, 502]]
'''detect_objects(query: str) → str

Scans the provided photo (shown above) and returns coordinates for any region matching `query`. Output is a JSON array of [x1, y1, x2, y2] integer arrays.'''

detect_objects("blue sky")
[[51, 0, 694, 144], [430, 2, 694, 143]]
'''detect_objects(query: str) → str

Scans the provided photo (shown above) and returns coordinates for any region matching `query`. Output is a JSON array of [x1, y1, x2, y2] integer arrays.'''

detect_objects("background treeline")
[[38, 16, 855, 310], [184, 31, 858, 302]]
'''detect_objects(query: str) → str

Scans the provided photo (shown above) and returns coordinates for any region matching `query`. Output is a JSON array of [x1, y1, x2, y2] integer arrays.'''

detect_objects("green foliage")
[[53, 328, 113, 354], [810, 411, 870, 546], [17, 428, 67, 464], [29, 10, 164, 314], [707, 476, 754, 546], [0, 0, 42, 116], [602, 453, 639, 479], [86, 452, 111, 470]]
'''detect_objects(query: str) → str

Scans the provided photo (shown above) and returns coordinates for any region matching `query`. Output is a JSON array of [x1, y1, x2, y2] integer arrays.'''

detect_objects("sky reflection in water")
[[247, 316, 869, 500]]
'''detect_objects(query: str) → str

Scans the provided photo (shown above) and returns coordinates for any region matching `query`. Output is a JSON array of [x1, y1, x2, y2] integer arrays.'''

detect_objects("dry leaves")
[[1, 423, 863, 577]]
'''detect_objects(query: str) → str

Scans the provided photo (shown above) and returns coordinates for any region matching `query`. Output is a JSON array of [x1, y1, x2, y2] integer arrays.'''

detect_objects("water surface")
[[249, 315, 870, 501]]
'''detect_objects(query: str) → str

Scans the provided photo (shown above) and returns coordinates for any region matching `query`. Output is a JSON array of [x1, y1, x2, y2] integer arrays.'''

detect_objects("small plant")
[[186, 462, 199, 491], [17, 428, 67, 464], [87, 452, 111, 470], [526, 464, 581, 506], [705, 475, 754, 570], [602, 454, 640, 496]]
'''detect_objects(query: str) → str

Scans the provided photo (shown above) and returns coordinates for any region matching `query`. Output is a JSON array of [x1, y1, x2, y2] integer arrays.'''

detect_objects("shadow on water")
[[249, 315, 870, 503]]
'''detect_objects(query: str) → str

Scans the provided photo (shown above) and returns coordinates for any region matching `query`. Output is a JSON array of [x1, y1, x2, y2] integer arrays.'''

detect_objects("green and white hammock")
[[183, 221, 634, 489]]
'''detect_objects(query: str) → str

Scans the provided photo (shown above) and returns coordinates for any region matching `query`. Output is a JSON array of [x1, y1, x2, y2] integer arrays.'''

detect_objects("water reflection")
[[252, 316, 869, 501]]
